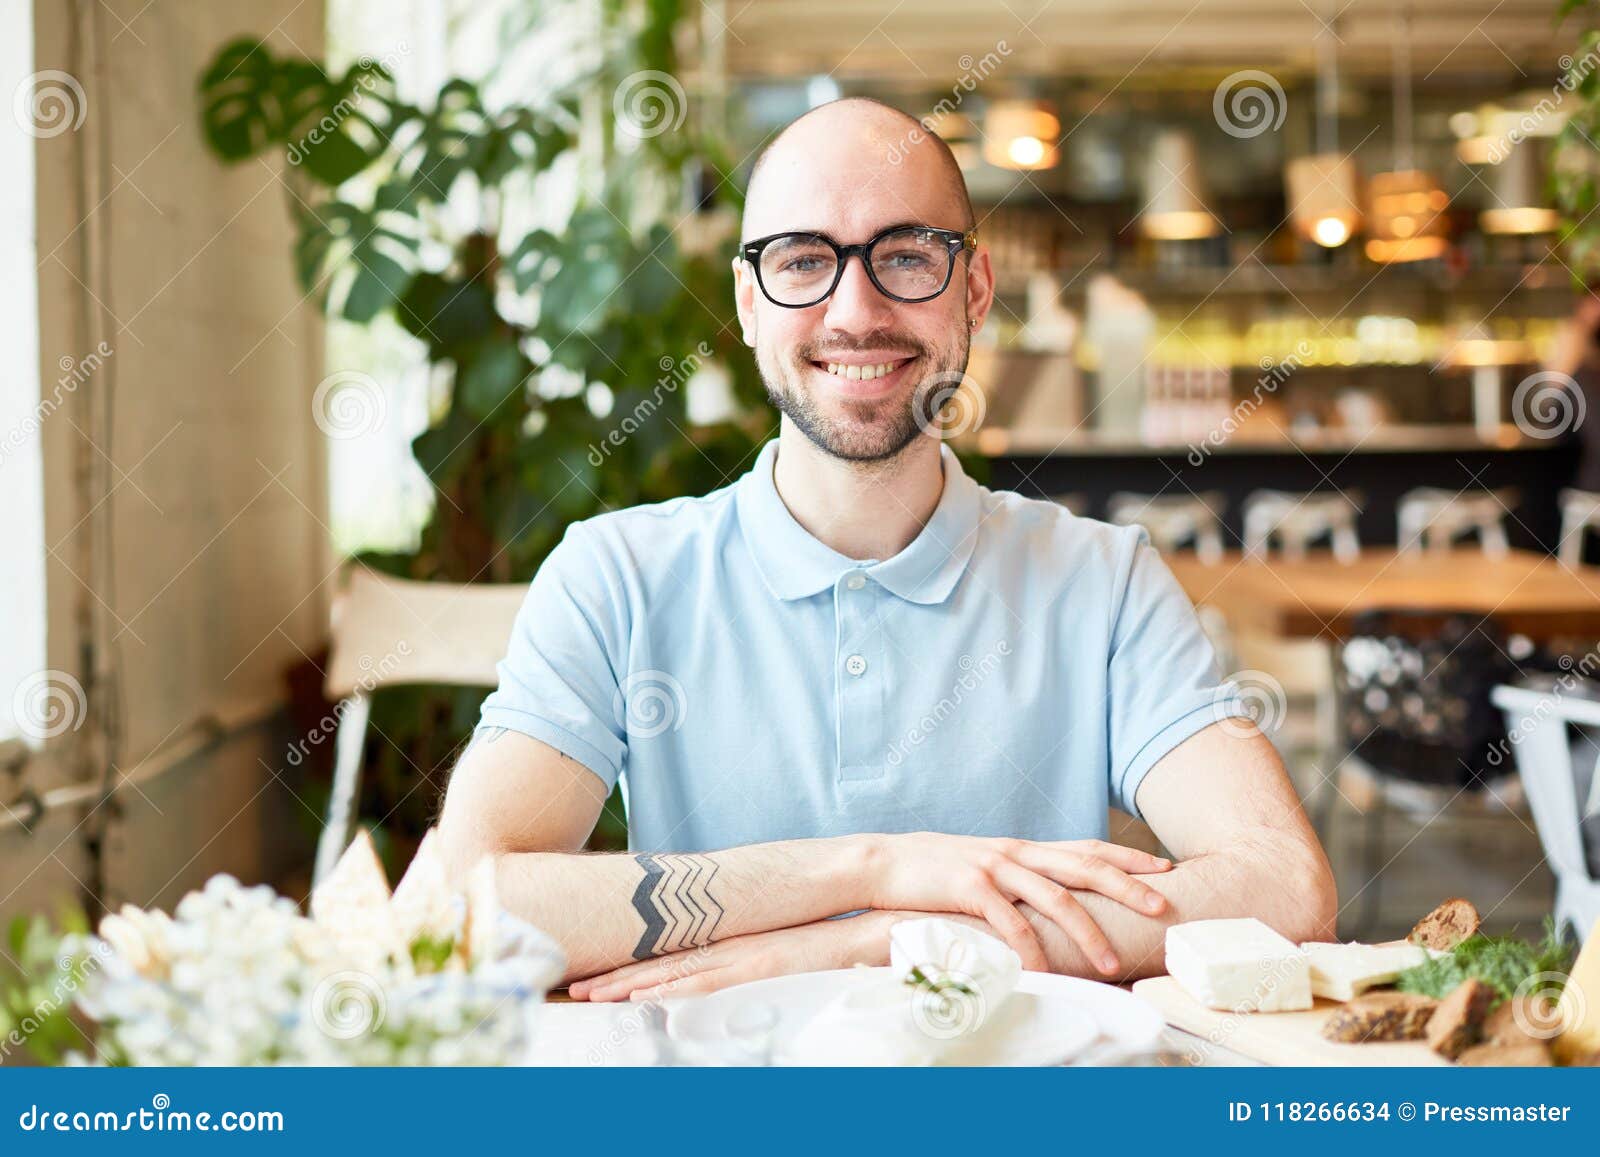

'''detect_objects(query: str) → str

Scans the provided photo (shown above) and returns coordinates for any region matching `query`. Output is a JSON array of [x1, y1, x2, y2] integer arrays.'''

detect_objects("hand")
[[863, 834, 1172, 975], [568, 911, 897, 1002]]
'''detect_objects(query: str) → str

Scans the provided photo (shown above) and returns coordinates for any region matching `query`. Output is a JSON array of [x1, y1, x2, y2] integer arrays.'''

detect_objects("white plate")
[[668, 968, 1164, 1066]]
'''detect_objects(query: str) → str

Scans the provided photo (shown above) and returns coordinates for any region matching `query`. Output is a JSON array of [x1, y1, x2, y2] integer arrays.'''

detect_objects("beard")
[[757, 327, 971, 463]]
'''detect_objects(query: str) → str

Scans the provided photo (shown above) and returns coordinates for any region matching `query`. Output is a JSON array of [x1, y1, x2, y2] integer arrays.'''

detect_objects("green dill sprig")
[[903, 965, 976, 997], [1395, 920, 1576, 1004]]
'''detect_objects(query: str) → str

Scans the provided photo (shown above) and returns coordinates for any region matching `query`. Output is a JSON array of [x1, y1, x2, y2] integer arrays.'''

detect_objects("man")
[[438, 98, 1336, 999]]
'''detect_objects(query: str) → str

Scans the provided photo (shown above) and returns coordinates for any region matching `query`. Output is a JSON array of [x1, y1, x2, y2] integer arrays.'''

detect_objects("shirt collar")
[[735, 438, 982, 606]]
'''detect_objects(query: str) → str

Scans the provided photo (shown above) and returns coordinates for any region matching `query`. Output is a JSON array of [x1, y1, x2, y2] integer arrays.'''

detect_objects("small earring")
[[969, 318, 978, 328]]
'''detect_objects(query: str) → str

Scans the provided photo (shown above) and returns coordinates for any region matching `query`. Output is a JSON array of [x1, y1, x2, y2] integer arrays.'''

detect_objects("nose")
[[821, 252, 896, 333]]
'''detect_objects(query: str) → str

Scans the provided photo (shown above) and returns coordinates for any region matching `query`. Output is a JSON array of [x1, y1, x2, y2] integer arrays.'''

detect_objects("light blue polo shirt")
[[475, 438, 1249, 852]]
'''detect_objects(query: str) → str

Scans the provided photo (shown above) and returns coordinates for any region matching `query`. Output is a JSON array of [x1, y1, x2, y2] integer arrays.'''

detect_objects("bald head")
[[742, 97, 974, 241]]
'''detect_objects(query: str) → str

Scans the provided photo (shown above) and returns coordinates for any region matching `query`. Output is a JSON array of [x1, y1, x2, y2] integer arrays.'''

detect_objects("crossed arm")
[[436, 721, 1336, 998]]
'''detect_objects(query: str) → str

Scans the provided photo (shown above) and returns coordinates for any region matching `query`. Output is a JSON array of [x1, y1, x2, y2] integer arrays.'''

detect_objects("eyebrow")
[[758, 220, 937, 245]]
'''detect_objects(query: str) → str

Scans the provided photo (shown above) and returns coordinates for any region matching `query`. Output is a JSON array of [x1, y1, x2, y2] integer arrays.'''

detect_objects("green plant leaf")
[[396, 273, 498, 353], [198, 38, 287, 160], [294, 197, 421, 322], [459, 339, 532, 419]]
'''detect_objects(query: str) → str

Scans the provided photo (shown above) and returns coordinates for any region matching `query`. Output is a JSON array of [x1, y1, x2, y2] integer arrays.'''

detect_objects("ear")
[[732, 256, 758, 347], [964, 244, 995, 333]]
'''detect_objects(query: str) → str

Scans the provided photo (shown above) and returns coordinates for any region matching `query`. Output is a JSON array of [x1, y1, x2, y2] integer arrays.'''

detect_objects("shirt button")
[[845, 654, 868, 677], [845, 573, 866, 590]]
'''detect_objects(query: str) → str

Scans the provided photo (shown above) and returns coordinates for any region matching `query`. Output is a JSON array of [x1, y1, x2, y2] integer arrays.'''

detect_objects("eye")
[[879, 248, 936, 270], [779, 255, 828, 274]]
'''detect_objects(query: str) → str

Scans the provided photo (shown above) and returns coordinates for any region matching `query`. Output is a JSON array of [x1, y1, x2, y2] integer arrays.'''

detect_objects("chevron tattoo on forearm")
[[629, 853, 726, 959]]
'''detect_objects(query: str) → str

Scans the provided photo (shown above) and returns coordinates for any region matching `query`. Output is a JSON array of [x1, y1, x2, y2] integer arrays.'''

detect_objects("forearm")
[[1017, 832, 1337, 981], [489, 836, 874, 981]]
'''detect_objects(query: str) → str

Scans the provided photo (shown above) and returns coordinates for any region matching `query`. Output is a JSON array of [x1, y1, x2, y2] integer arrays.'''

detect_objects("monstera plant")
[[1554, 0, 1600, 281], [196, 4, 771, 859]]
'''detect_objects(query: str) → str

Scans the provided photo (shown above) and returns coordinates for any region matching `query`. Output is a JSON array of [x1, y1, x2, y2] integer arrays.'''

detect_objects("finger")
[[1049, 840, 1171, 874], [580, 951, 716, 1001], [1024, 847, 1168, 916], [994, 863, 1120, 976], [629, 970, 734, 1001], [973, 887, 1047, 972]]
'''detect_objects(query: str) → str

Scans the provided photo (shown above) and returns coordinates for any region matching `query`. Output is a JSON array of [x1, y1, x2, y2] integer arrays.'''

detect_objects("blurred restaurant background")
[[4, 0, 1600, 957]]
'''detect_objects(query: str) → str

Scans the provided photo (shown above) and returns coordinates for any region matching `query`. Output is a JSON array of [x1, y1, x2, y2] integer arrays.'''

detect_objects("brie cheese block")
[[1298, 940, 1429, 1001], [1164, 918, 1312, 1012]]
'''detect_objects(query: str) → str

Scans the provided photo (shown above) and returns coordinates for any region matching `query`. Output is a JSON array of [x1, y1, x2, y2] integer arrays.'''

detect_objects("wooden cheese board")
[[1132, 975, 1451, 1067]]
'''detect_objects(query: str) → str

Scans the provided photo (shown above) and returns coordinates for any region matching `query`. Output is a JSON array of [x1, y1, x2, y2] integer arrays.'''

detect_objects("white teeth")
[[820, 359, 904, 379]]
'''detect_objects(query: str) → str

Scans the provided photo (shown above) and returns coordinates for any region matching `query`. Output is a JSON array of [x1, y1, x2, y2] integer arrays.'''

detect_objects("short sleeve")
[[474, 520, 628, 790], [1105, 528, 1252, 819]]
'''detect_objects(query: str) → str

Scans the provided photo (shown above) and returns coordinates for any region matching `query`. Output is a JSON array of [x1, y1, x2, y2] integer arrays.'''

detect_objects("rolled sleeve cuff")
[[474, 706, 621, 791], [1114, 696, 1256, 821]]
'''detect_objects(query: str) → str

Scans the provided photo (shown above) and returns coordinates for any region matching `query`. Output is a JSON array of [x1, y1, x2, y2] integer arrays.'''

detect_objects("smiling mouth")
[[807, 356, 916, 381]]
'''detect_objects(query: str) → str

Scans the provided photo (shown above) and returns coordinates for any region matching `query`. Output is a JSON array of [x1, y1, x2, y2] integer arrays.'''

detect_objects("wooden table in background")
[[1167, 549, 1600, 643]]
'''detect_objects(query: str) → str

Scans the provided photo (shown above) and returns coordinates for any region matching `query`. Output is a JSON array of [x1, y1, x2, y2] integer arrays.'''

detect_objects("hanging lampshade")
[[1285, 13, 1361, 248], [1363, 169, 1449, 262], [982, 101, 1060, 171], [1286, 153, 1362, 247], [921, 108, 981, 171], [1140, 130, 1220, 241], [1480, 140, 1559, 235], [1362, 7, 1449, 263]]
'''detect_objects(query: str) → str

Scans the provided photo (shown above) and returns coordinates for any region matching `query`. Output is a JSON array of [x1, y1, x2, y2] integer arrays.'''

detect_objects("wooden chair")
[[1397, 487, 1516, 557], [314, 567, 527, 888], [1106, 490, 1227, 564], [1490, 683, 1600, 942], [1559, 488, 1600, 567], [1241, 488, 1362, 563]]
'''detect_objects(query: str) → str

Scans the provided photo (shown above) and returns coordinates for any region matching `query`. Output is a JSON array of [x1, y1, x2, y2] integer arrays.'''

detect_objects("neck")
[[771, 421, 946, 561]]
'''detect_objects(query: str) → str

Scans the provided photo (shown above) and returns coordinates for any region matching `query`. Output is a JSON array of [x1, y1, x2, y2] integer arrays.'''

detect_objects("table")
[[529, 1001, 1258, 1066], [1167, 549, 1600, 642]]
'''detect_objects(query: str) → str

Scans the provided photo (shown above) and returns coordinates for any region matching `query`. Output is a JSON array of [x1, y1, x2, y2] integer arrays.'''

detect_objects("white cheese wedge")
[[1164, 918, 1312, 1012], [1555, 916, 1600, 1064], [1297, 941, 1428, 1000]]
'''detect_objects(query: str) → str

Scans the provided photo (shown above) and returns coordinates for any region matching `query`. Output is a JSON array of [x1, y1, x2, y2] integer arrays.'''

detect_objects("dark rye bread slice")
[[1426, 978, 1496, 1060], [1457, 1042, 1552, 1067], [1322, 992, 1439, 1043], [1482, 994, 1557, 1047], [1407, 898, 1481, 952]]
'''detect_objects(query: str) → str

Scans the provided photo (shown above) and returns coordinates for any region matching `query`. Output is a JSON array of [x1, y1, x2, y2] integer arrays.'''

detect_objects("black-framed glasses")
[[738, 224, 978, 308]]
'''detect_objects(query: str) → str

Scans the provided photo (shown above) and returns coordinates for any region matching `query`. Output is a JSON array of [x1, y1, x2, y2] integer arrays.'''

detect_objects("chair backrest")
[[1336, 608, 1516, 787], [1490, 683, 1600, 938], [1397, 486, 1516, 556], [324, 568, 529, 700], [1242, 488, 1362, 563], [1559, 488, 1600, 567], [1107, 490, 1226, 562]]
